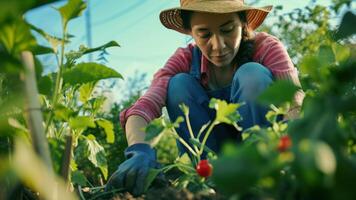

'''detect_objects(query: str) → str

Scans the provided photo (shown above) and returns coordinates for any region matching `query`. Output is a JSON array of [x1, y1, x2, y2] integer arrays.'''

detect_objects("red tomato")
[[196, 159, 213, 178], [278, 135, 292, 152]]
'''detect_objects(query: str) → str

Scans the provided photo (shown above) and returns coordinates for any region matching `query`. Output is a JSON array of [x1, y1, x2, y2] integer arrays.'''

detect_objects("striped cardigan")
[[120, 32, 304, 129]]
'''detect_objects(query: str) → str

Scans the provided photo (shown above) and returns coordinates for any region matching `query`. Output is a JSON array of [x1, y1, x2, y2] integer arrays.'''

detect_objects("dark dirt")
[[111, 186, 225, 200]]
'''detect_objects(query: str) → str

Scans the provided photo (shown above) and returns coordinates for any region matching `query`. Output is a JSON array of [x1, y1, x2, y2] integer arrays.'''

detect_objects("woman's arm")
[[119, 45, 193, 137], [125, 115, 149, 146]]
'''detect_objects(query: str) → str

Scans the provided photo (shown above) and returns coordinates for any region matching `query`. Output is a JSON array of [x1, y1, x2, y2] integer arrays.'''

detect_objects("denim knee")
[[167, 73, 198, 106], [231, 62, 273, 101]]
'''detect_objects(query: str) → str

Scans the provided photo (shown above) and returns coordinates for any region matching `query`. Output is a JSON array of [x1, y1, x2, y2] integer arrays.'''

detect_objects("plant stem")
[[60, 135, 73, 182], [78, 185, 86, 200], [171, 128, 198, 157], [161, 163, 196, 173], [88, 188, 125, 200], [20, 51, 53, 170], [198, 119, 217, 157], [44, 53, 61, 134], [185, 112, 199, 154], [46, 25, 67, 134]]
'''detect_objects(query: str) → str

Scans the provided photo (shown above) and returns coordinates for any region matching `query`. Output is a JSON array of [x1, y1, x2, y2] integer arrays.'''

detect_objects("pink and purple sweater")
[[120, 32, 304, 129]]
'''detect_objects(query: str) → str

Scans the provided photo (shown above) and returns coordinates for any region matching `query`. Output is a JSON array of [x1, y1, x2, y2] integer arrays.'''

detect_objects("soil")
[[111, 185, 225, 200]]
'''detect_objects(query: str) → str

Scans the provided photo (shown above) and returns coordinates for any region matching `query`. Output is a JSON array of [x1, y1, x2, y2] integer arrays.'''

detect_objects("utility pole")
[[85, 0, 93, 62]]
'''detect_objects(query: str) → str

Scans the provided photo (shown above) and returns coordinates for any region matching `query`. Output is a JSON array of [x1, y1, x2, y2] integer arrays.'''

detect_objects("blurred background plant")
[[210, 0, 356, 199], [1, 0, 355, 199]]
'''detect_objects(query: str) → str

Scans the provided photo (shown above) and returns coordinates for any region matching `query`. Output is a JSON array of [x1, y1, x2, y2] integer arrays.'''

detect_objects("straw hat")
[[160, 0, 273, 34]]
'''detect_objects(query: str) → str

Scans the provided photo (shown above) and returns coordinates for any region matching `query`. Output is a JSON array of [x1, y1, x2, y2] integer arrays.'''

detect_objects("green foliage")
[[209, 98, 242, 126], [57, 0, 86, 29], [258, 80, 299, 107], [144, 99, 242, 192], [1, 0, 355, 199], [0, 0, 124, 197], [62, 62, 123, 85], [210, 5, 356, 198]]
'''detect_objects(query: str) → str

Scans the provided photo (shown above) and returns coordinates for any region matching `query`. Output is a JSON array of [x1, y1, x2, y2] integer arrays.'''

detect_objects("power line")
[[114, 1, 172, 37], [92, 0, 148, 27], [85, 0, 93, 61]]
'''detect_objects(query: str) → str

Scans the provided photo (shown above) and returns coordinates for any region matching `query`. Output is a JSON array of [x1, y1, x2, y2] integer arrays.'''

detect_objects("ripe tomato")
[[278, 135, 292, 152], [196, 159, 213, 178]]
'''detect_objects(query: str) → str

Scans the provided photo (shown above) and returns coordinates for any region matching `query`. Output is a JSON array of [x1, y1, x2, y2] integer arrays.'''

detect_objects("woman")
[[106, 0, 304, 196]]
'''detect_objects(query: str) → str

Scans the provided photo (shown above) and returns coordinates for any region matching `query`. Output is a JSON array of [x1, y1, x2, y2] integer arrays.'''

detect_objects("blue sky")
[[25, 0, 349, 103]]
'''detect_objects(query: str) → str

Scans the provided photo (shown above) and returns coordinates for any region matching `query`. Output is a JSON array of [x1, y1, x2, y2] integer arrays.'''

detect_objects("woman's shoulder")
[[252, 32, 290, 64], [254, 32, 283, 47], [168, 43, 195, 60]]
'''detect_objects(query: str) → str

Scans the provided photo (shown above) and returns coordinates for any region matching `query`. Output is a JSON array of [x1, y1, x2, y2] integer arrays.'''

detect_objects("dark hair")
[[180, 10, 255, 67]]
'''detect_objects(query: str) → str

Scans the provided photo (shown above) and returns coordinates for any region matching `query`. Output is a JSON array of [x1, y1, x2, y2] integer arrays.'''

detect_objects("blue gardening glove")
[[105, 143, 160, 196]]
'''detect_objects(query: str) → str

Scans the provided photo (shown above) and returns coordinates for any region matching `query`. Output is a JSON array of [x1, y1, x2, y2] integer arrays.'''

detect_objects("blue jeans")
[[166, 62, 273, 158]]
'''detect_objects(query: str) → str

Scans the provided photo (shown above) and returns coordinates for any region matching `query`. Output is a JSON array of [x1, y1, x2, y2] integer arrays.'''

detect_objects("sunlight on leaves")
[[79, 82, 96, 103], [96, 119, 115, 143], [85, 134, 108, 180], [69, 116, 96, 130], [209, 98, 241, 124], [63, 62, 123, 86], [57, 0, 86, 28], [13, 138, 78, 200]]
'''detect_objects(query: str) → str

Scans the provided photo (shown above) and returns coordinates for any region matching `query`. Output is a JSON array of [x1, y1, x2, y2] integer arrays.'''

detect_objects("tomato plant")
[[278, 135, 292, 152], [196, 160, 213, 178]]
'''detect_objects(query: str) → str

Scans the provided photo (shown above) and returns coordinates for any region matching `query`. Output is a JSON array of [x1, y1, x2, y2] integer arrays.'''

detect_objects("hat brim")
[[160, 2, 273, 34]]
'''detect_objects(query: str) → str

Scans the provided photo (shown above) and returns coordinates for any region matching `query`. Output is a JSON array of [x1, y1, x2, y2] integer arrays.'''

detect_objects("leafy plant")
[[143, 98, 242, 193], [211, 9, 356, 199], [0, 0, 124, 198]]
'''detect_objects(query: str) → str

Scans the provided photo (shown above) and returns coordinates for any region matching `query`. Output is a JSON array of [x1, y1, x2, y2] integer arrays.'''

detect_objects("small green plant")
[[143, 98, 242, 193]]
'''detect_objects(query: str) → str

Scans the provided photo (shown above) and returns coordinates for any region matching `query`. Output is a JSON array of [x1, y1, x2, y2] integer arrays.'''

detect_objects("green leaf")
[[79, 82, 96, 103], [29, 23, 68, 53], [65, 41, 120, 63], [295, 139, 337, 187], [0, 19, 37, 54], [144, 118, 165, 141], [82, 41, 120, 54], [258, 80, 299, 106], [179, 103, 189, 115], [332, 43, 350, 64], [143, 168, 162, 192], [54, 104, 75, 121], [62, 62, 123, 86], [168, 116, 184, 129], [318, 45, 335, 66], [0, 1, 51, 24], [335, 11, 356, 40], [300, 55, 323, 78], [209, 98, 241, 124], [314, 141, 336, 175], [212, 144, 271, 194], [30, 45, 53, 55], [71, 170, 88, 186], [96, 119, 115, 143], [0, 50, 22, 73], [177, 153, 192, 165], [69, 116, 96, 130], [58, 0, 86, 28], [85, 135, 108, 180], [90, 96, 107, 113], [38, 75, 53, 95]]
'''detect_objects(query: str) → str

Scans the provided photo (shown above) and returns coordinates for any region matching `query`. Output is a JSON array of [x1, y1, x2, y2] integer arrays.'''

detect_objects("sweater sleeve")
[[119, 45, 192, 130], [254, 33, 305, 112]]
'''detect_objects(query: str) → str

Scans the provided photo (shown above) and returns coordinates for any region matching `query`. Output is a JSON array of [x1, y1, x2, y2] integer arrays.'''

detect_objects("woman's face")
[[189, 12, 243, 69]]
